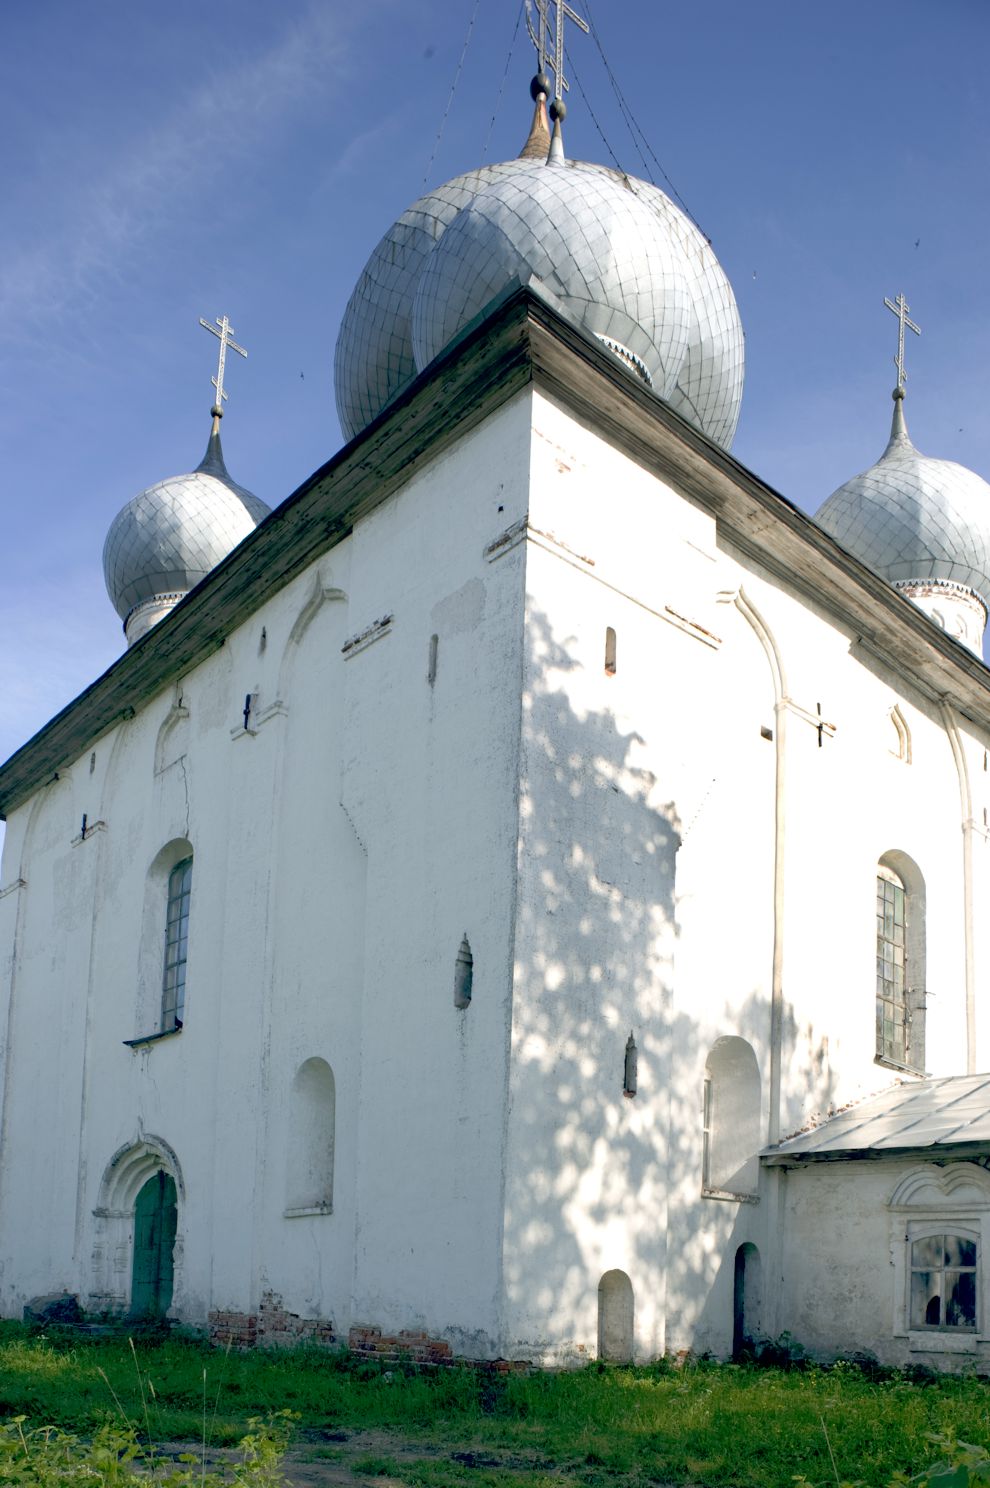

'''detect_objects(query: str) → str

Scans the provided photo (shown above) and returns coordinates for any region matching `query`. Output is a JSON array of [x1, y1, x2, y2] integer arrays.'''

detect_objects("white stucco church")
[[3, 35, 990, 1370]]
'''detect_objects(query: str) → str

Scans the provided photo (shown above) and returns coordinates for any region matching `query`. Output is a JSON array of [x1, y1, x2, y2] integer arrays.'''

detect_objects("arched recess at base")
[[598, 1269, 634, 1363], [732, 1242, 762, 1358], [91, 1137, 184, 1316]]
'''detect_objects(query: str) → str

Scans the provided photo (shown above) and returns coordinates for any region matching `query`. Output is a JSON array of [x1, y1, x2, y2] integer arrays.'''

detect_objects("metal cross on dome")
[[199, 313, 248, 410], [526, 0, 589, 101], [884, 292, 921, 390]]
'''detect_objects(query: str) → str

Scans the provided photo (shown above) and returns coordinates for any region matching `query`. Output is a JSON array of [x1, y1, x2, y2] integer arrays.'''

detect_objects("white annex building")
[[4, 43, 990, 1370]]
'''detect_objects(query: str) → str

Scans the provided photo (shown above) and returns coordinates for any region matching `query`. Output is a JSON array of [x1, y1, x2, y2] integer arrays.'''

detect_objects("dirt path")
[[163, 1428, 574, 1487]]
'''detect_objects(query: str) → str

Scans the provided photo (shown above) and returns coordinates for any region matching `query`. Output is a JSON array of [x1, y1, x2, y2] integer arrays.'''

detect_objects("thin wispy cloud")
[[0, 7, 344, 348]]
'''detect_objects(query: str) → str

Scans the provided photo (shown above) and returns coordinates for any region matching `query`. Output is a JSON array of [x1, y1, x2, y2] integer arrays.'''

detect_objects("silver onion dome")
[[334, 127, 744, 449], [103, 423, 270, 633], [815, 391, 990, 613]]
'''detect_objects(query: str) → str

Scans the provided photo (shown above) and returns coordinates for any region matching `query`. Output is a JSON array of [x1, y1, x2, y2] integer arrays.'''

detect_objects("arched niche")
[[732, 1243, 762, 1357], [285, 1057, 336, 1216], [703, 1036, 761, 1196], [597, 1269, 634, 1363], [154, 703, 190, 776], [275, 570, 348, 703]]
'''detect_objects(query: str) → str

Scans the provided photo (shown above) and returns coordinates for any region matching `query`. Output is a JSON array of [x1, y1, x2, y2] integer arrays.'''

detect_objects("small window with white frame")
[[909, 1230, 977, 1331], [887, 1163, 990, 1350]]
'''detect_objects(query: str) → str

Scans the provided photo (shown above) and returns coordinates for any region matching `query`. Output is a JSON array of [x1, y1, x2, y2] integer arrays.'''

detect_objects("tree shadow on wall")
[[500, 605, 835, 1359]]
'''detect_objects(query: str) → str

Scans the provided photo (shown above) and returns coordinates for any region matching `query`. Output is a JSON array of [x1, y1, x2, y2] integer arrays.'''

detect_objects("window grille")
[[910, 1233, 977, 1330], [161, 857, 192, 1032], [876, 867, 908, 1065]]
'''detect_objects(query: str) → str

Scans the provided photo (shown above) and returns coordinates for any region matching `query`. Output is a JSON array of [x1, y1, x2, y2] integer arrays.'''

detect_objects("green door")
[[130, 1172, 177, 1319]]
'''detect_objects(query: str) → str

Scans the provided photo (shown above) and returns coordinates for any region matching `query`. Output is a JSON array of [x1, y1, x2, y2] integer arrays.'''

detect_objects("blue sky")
[[2, 0, 988, 784]]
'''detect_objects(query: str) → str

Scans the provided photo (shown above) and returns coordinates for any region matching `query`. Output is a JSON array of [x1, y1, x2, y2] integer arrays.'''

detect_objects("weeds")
[[0, 1413, 293, 1487], [1, 1323, 989, 1488]]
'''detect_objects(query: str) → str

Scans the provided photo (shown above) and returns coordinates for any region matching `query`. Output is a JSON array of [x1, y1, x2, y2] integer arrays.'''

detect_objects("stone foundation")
[[347, 1325, 454, 1366], [207, 1300, 528, 1372]]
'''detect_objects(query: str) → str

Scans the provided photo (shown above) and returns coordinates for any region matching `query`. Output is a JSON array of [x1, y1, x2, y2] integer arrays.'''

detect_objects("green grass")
[[1, 1323, 989, 1488]]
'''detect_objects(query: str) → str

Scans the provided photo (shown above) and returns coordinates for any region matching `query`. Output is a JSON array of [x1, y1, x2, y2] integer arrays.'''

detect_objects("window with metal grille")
[[161, 857, 192, 1032], [910, 1233, 977, 1330], [876, 866, 908, 1065]]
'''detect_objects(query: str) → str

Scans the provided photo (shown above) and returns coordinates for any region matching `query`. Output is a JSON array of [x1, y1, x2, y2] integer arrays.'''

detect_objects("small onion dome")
[[816, 391, 990, 621], [334, 154, 743, 451], [103, 422, 270, 643]]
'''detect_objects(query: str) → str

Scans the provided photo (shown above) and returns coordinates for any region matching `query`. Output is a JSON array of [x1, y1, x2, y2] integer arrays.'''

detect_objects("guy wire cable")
[[582, 0, 706, 238], [422, 0, 482, 190], [483, 0, 526, 160]]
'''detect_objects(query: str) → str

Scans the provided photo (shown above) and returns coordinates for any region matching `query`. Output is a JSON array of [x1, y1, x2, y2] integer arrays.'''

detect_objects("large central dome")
[[334, 111, 743, 450]]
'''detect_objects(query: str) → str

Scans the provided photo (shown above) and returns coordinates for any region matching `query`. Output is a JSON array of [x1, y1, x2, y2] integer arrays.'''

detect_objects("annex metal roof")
[[764, 1073, 990, 1164]]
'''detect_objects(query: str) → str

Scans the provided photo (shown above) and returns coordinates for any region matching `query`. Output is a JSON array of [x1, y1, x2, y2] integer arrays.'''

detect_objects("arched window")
[[129, 839, 194, 1041], [161, 857, 192, 1032], [285, 1058, 335, 1216], [876, 852, 926, 1071], [703, 1037, 761, 1197]]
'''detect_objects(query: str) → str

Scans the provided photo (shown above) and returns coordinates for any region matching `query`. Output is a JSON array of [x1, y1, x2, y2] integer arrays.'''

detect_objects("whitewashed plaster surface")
[[1, 385, 989, 1364], [777, 1160, 990, 1370]]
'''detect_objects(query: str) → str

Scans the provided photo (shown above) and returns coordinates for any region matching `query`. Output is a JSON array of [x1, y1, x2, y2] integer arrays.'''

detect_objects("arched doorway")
[[732, 1243, 761, 1359], [597, 1270, 634, 1362], [130, 1171, 177, 1319]]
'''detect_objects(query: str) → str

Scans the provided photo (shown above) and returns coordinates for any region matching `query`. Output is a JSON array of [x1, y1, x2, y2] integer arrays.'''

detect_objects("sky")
[[1, 0, 989, 794]]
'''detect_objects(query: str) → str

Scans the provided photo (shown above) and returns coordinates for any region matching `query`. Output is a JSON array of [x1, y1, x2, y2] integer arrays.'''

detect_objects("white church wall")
[[498, 390, 988, 1362], [777, 1160, 990, 1369], [2, 362, 990, 1363], [334, 393, 531, 1354], [0, 392, 533, 1346]]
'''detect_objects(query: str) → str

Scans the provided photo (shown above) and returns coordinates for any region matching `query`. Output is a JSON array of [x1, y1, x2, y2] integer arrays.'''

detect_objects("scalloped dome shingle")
[[334, 152, 744, 451], [815, 395, 990, 614], [103, 427, 270, 626]]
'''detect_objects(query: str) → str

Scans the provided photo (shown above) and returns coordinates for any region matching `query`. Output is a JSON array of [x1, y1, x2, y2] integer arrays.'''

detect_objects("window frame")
[[875, 853, 926, 1076], [701, 1038, 761, 1202], [160, 856, 192, 1033], [907, 1228, 978, 1333], [887, 1164, 990, 1353], [876, 865, 909, 1066]]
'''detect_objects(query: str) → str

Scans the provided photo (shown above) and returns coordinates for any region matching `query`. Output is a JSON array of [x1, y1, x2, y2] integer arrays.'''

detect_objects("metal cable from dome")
[[421, 0, 482, 190], [563, 51, 623, 171], [483, 0, 526, 159], [582, 0, 705, 237]]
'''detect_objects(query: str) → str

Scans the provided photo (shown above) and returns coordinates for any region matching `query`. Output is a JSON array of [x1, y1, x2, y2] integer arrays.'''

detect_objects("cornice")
[[2, 284, 988, 817]]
